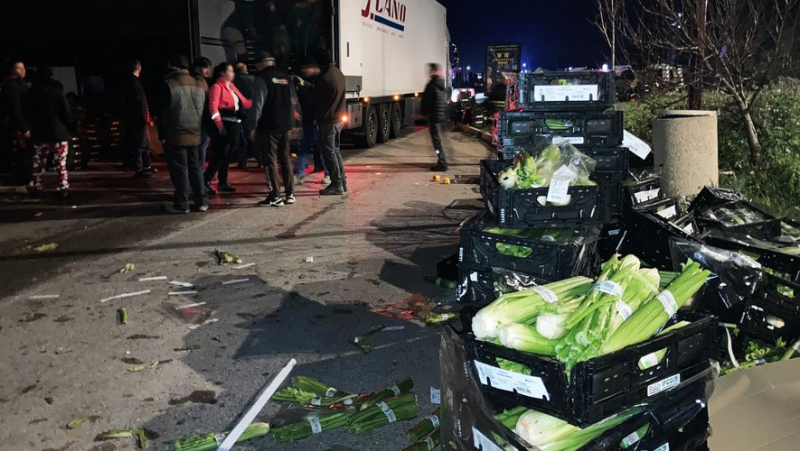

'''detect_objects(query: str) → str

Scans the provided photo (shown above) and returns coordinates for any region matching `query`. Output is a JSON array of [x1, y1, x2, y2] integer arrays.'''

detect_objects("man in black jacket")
[[1, 60, 32, 182], [311, 48, 347, 196], [251, 52, 296, 207], [120, 58, 153, 178], [25, 67, 73, 199], [421, 63, 449, 171]]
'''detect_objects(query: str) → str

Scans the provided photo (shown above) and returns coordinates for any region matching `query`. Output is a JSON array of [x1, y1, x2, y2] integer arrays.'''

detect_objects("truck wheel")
[[359, 105, 378, 148], [377, 103, 391, 143], [389, 102, 402, 138]]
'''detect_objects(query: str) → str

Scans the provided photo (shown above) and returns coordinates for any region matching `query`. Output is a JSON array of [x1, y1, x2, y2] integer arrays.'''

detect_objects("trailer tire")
[[377, 103, 391, 143], [359, 105, 378, 148], [389, 102, 402, 138]]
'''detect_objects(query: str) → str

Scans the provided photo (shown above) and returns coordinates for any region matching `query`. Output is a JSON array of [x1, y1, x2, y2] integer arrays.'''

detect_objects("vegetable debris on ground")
[[346, 392, 420, 434], [66, 415, 100, 429], [166, 422, 269, 450], [95, 428, 149, 449], [273, 413, 352, 443], [348, 325, 385, 353], [213, 248, 242, 265]]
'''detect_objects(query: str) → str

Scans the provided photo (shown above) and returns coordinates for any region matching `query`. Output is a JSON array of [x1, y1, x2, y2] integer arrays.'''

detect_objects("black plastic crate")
[[509, 71, 616, 111], [459, 209, 600, 281], [480, 159, 602, 229], [464, 311, 717, 427], [703, 232, 800, 283], [625, 178, 664, 211], [497, 111, 623, 157], [694, 200, 782, 241], [580, 147, 630, 179], [456, 263, 554, 306], [688, 186, 746, 213], [616, 211, 701, 270], [739, 274, 800, 344], [635, 197, 682, 222]]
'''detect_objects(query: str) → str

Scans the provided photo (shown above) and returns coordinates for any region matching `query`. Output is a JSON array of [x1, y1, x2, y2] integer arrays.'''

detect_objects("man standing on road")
[[120, 59, 155, 178], [422, 63, 449, 171], [157, 54, 209, 214], [1, 60, 33, 184], [251, 53, 296, 207], [311, 48, 347, 196], [234, 62, 255, 168]]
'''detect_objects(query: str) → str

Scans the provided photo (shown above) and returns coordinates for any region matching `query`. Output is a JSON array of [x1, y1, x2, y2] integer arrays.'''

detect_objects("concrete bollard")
[[653, 110, 719, 197]]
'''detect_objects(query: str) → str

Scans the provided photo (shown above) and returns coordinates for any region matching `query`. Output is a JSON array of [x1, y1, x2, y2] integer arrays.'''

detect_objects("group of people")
[[128, 48, 347, 212]]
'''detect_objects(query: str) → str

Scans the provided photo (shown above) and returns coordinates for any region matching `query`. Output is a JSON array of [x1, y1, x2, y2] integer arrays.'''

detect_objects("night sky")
[[438, 0, 609, 71]]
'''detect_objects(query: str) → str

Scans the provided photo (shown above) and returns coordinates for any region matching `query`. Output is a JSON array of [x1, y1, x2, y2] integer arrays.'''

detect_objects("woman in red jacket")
[[204, 62, 252, 195]]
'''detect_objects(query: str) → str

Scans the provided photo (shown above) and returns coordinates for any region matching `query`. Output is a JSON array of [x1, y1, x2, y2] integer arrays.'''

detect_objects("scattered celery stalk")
[[347, 392, 420, 434], [407, 408, 441, 443], [165, 422, 269, 450], [95, 429, 147, 449], [273, 413, 351, 443], [496, 357, 532, 375], [515, 406, 644, 451], [117, 308, 128, 325], [213, 248, 241, 265], [602, 260, 710, 354], [349, 325, 385, 353], [273, 376, 356, 406], [357, 377, 414, 410], [495, 406, 527, 430], [129, 361, 159, 372], [67, 415, 99, 429], [403, 430, 441, 451], [637, 321, 691, 370], [426, 312, 458, 325]]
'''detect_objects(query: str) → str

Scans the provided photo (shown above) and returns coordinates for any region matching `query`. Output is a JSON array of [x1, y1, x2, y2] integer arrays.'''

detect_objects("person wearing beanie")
[[311, 48, 347, 196], [422, 62, 449, 171]]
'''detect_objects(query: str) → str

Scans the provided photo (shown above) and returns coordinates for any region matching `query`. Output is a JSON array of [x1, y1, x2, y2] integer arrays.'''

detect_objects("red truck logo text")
[[362, 0, 407, 32]]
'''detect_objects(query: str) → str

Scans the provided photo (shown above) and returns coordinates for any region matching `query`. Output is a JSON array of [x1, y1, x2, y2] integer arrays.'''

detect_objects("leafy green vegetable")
[[67, 415, 100, 429]]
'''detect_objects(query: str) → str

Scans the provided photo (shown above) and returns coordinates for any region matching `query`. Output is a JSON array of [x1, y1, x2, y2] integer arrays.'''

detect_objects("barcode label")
[[430, 414, 440, 428], [425, 435, 435, 450], [547, 165, 577, 204], [311, 395, 322, 406], [621, 431, 641, 447], [639, 352, 661, 369], [552, 136, 585, 145], [474, 361, 550, 400], [616, 300, 633, 320], [533, 285, 559, 304], [534, 84, 600, 102], [654, 443, 670, 451], [377, 401, 397, 423], [472, 427, 505, 451], [657, 205, 678, 220], [634, 188, 661, 203], [647, 373, 681, 396], [325, 387, 337, 397], [308, 416, 323, 434], [389, 385, 401, 396], [593, 280, 624, 298], [656, 290, 678, 318]]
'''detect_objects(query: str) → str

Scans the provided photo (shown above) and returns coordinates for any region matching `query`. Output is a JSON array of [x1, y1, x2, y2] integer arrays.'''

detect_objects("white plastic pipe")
[[217, 358, 297, 451]]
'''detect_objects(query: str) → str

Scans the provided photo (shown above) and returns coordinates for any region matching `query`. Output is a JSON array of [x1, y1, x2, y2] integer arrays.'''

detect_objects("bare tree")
[[595, 0, 625, 69], [620, 0, 800, 164]]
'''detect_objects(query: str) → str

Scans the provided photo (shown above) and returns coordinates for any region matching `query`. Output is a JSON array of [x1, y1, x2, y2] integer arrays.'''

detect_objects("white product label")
[[547, 165, 577, 204], [533, 285, 559, 304], [472, 427, 505, 451], [639, 352, 661, 369], [552, 136, 586, 145], [656, 290, 678, 318], [647, 373, 681, 396], [534, 84, 600, 102], [377, 401, 397, 423], [389, 385, 401, 396], [430, 387, 441, 404], [654, 443, 670, 451], [608, 228, 621, 236], [425, 435, 436, 450], [621, 431, 641, 447], [311, 395, 323, 406], [429, 414, 440, 428], [470, 272, 479, 283], [682, 222, 696, 235], [308, 416, 323, 434], [624, 130, 652, 159], [634, 188, 661, 203], [343, 397, 354, 405], [459, 247, 464, 262], [325, 387, 337, 397], [593, 280, 624, 298], [656, 205, 678, 220], [474, 361, 550, 400], [616, 300, 633, 320]]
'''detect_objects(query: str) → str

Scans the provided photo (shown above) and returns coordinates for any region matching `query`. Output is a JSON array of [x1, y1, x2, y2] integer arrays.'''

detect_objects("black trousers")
[[123, 123, 151, 172], [205, 121, 242, 186], [165, 144, 207, 210], [256, 131, 294, 197], [429, 122, 447, 164]]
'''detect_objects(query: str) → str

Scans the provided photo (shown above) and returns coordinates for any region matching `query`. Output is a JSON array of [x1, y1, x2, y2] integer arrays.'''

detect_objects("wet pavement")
[[0, 126, 493, 450]]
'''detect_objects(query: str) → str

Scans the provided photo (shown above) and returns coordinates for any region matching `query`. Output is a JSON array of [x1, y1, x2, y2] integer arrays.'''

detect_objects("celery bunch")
[[514, 406, 643, 451], [272, 413, 352, 443], [166, 423, 269, 450], [406, 408, 441, 443], [346, 392, 420, 434]]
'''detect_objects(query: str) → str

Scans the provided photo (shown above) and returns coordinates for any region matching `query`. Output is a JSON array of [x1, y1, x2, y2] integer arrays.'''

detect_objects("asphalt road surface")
[[0, 125, 493, 450]]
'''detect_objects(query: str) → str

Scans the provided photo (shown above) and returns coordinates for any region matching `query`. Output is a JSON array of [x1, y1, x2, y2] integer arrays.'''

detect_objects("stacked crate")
[[445, 72, 714, 451]]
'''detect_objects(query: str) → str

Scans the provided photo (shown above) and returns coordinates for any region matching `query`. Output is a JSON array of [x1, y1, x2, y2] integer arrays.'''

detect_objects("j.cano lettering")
[[361, 0, 408, 31]]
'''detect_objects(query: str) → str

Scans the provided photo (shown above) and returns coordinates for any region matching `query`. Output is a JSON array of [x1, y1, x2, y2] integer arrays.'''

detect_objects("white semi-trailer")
[[190, 0, 449, 147]]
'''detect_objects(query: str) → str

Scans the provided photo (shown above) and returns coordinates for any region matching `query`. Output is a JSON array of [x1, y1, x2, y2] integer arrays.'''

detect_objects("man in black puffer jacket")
[[421, 63, 449, 171]]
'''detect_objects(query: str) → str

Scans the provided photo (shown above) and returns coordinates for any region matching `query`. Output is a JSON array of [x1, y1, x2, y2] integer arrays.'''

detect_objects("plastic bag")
[[669, 238, 763, 321], [498, 142, 597, 190]]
